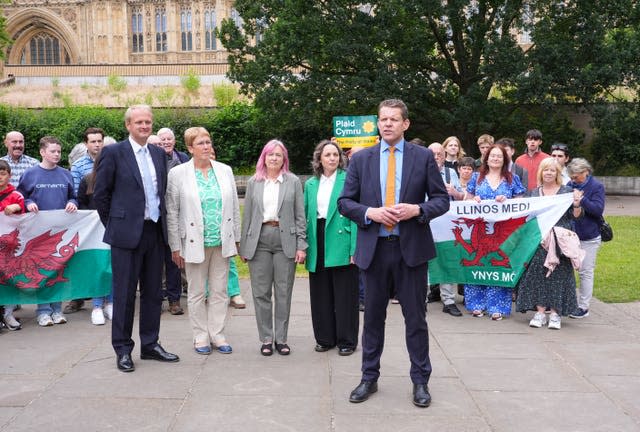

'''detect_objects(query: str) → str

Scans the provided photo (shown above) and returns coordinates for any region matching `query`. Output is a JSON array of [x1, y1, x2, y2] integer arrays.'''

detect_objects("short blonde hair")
[[477, 134, 494, 147], [184, 127, 211, 148], [536, 157, 562, 187]]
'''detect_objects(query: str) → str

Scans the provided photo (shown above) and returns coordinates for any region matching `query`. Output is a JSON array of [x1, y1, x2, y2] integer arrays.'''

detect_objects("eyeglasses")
[[551, 143, 568, 151]]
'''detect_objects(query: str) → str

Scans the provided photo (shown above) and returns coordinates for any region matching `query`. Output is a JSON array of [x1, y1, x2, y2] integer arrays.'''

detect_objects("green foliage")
[[206, 102, 266, 168], [213, 83, 239, 107], [0, 10, 12, 60], [0, 103, 267, 168], [590, 102, 640, 175], [218, 1, 639, 166], [595, 216, 640, 303], [156, 87, 177, 107], [51, 77, 60, 87], [181, 68, 201, 94], [107, 73, 127, 92]]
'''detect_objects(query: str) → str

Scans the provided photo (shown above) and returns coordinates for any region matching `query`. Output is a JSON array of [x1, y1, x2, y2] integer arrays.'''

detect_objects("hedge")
[[0, 102, 267, 171]]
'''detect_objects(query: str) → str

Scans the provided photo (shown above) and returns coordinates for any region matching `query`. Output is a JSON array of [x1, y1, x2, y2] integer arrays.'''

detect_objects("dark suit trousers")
[[111, 220, 164, 355], [361, 236, 431, 384], [163, 245, 183, 302], [309, 219, 359, 349]]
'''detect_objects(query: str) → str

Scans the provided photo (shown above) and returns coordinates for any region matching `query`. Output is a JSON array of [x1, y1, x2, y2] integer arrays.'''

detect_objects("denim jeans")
[[92, 293, 114, 308], [36, 302, 62, 316]]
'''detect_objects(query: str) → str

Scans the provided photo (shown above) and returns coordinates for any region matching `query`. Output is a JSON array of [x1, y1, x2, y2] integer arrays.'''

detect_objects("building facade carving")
[[2, 0, 238, 78]]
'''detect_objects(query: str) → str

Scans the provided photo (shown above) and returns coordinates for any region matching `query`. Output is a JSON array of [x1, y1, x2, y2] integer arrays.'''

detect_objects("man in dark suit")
[[94, 104, 180, 372], [338, 99, 449, 407]]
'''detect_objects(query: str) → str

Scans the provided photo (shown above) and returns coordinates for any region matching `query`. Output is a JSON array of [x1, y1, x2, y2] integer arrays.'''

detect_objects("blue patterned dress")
[[464, 172, 525, 315]]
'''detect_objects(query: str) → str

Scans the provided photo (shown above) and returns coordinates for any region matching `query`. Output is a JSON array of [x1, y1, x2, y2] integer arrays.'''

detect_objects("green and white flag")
[[428, 194, 573, 287], [0, 210, 111, 304]]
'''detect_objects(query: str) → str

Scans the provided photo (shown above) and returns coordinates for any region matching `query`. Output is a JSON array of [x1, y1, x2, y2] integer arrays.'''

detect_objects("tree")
[[0, 2, 13, 60], [219, 1, 637, 170]]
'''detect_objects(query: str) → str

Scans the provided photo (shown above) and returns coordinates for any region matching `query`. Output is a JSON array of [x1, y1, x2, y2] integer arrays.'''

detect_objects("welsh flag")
[[0, 210, 111, 304], [428, 194, 573, 288]]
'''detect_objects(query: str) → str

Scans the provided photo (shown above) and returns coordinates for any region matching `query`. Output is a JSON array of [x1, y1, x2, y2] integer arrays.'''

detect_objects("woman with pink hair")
[[240, 139, 307, 356]]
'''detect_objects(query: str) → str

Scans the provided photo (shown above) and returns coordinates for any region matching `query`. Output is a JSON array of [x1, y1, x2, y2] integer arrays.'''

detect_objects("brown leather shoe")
[[63, 299, 85, 314], [168, 301, 184, 315], [229, 295, 246, 309]]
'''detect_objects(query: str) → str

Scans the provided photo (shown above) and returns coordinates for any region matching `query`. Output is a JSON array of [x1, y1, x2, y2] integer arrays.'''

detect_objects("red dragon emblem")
[[0, 229, 79, 288], [452, 216, 527, 268]]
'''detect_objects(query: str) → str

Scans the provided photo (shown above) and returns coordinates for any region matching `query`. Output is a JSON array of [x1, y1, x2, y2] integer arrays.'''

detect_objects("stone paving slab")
[[0, 279, 639, 432]]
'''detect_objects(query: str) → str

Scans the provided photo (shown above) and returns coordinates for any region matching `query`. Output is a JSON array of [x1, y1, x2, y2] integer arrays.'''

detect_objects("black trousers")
[[111, 220, 164, 355], [361, 236, 431, 384], [163, 245, 183, 302], [308, 219, 359, 349]]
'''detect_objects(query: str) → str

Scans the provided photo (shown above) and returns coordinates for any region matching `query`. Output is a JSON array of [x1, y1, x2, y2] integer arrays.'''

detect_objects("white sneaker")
[[91, 308, 105, 325], [37, 314, 54, 327], [103, 303, 113, 320], [3, 313, 21, 331], [51, 312, 67, 324], [548, 313, 561, 330], [529, 312, 548, 328]]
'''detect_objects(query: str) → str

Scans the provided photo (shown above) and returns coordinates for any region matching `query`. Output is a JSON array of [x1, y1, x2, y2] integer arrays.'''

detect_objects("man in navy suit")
[[338, 99, 449, 407], [94, 105, 180, 372]]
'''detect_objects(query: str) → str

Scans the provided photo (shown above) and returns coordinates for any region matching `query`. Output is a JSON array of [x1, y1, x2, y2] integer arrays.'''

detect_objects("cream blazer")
[[166, 159, 241, 262]]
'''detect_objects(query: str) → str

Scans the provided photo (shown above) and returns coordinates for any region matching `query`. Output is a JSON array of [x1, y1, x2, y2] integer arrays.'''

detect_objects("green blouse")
[[195, 168, 222, 247]]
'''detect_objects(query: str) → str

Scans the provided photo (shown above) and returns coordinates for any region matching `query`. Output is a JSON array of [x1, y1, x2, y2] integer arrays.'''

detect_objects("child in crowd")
[[17, 136, 77, 327], [0, 160, 26, 331]]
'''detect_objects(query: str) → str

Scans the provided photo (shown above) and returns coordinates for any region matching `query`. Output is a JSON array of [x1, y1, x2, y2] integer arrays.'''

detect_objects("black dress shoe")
[[349, 380, 378, 403], [427, 286, 441, 303], [412, 383, 431, 407], [140, 344, 180, 362], [338, 347, 355, 356], [314, 344, 333, 352], [442, 303, 463, 317], [117, 354, 135, 372]]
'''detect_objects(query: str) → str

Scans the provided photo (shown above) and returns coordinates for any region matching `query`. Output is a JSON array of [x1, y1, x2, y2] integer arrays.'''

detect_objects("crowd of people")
[[0, 100, 607, 408]]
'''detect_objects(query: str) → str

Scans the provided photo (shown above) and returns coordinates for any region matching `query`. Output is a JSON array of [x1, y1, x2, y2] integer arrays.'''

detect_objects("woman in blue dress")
[[464, 144, 525, 320]]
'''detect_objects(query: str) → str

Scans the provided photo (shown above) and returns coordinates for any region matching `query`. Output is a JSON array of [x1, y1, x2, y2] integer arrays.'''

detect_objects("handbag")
[[599, 217, 613, 242]]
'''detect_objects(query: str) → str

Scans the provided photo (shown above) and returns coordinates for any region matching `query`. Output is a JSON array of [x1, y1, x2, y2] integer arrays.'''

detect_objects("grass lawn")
[[593, 216, 640, 303], [232, 215, 639, 304]]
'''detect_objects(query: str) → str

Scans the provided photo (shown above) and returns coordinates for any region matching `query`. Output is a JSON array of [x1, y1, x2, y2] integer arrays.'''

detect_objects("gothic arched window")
[[204, 9, 216, 50], [132, 8, 144, 53], [28, 33, 69, 65], [181, 9, 193, 51]]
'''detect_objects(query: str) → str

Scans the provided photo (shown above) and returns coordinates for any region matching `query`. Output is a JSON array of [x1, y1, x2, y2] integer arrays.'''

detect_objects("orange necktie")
[[384, 146, 396, 231]]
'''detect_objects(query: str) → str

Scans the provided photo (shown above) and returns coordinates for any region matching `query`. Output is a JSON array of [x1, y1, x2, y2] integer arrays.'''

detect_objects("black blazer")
[[93, 139, 168, 249], [338, 142, 449, 269]]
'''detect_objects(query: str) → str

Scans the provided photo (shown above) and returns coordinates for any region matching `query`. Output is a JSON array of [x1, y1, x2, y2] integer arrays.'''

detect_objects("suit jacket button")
[[190, 222, 195, 226], [189, 239, 194, 243]]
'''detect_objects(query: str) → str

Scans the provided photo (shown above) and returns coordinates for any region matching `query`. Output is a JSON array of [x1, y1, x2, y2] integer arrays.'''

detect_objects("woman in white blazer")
[[166, 127, 241, 355]]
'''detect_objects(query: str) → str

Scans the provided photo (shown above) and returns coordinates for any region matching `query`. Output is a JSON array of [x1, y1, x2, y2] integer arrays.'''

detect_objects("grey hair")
[[567, 157, 593, 175], [157, 127, 174, 138]]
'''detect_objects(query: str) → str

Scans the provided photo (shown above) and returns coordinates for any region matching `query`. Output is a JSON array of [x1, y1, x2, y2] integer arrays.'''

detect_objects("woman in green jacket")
[[304, 140, 359, 356]]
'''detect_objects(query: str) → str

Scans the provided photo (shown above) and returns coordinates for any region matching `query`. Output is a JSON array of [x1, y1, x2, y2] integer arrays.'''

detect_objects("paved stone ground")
[[0, 196, 638, 432], [1, 282, 639, 432]]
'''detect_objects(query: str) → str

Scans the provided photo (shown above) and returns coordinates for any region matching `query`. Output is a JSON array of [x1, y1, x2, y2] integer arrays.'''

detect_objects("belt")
[[263, 221, 280, 227], [380, 235, 399, 241]]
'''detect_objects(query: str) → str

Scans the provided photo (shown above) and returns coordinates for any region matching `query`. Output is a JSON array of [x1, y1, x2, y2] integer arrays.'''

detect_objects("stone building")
[[2, 1, 238, 84]]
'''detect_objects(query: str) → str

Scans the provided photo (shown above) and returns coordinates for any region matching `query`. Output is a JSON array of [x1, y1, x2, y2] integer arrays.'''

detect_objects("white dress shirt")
[[316, 171, 336, 219], [262, 174, 283, 222], [130, 137, 158, 220]]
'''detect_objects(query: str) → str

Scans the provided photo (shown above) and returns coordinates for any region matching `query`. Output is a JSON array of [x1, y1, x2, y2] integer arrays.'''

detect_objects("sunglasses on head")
[[551, 143, 568, 151]]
